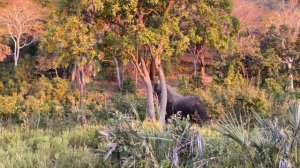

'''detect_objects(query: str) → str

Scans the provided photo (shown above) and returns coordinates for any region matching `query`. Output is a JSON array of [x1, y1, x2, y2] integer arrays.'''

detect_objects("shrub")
[[0, 93, 19, 116], [216, 101, 300, 167], [99, 115, 205, 167], [0, 125, 103, 168], [177, 77, 277, 119], [111, 93, 146, 120], [122, 77, 137, 93], [0, 75, 107, 126]]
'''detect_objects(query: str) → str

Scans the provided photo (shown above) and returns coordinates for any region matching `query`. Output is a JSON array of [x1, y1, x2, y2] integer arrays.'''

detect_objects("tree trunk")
[[55, 69, 59, 78], [199, 54, 206, 78], [145, 79, 156, 120], [141, 58, 156, 121], [113, 57, 124, 91], [193, 54, 199, 77], [133, 57, 156, 121], [154, 57, 167, 125], [150, 60, 156, 83], [289, 74, 294, 91], [287, 61, 294, 91], [199, 53, 212, 84], [78, 69, 87, 124], [13, 40, 19, 67], [79, 81, 84, 109]]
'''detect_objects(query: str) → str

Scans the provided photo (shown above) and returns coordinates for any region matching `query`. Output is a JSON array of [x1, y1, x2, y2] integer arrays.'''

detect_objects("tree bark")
[[113, 57, 124, 91], [199, 54, 206, 78], [145, 79, 156, 120], [78, 69, 87, 124], [55, 69, 59, 78], [141, 59, 156, 121], [287, 61, 294, 91], [79, 72, 84, 109], [13, 40, 19, 67], [289, 74, 294, 91], [149, 59, 156, 83], [131, 56, 156, 121], [154, 57, 167, 124], [193, 54, 199, 77]]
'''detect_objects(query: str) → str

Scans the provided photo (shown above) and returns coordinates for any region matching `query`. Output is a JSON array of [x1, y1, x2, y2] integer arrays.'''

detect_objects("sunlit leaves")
[[184, 0, 238, 52], [41, 16, 96, 68]]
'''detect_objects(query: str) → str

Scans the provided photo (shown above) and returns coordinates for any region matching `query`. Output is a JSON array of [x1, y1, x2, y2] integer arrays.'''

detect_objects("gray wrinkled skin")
[[153, 83, 208, 124]]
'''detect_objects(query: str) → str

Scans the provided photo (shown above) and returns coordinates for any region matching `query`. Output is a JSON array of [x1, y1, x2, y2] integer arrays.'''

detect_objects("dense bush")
[[99, 115, 204, 167], [122, 77, 137, 93], [217, 101, 300, 167], [111, 93, 147, 121], [177, 75, 286, 119], [0, 75, 107, 126], [0, 126, 103, 168]]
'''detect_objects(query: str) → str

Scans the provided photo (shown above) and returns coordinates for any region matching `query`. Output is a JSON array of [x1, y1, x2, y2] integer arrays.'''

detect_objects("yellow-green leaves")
[[42, 16, 97, 68]]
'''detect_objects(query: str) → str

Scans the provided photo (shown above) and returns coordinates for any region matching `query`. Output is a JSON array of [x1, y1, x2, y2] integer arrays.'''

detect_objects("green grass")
[[0, 125, 104, 168]]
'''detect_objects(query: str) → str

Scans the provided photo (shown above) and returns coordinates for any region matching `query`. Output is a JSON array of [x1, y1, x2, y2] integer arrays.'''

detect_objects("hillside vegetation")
[[0, 0, 299, 167]]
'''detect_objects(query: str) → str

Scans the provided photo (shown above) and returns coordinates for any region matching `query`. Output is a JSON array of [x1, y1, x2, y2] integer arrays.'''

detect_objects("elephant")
[[153, 83, 208, 124]]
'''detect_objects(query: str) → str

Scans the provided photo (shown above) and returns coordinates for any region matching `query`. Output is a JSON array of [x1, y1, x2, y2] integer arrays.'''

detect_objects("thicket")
[[0, 0, 299, 167]]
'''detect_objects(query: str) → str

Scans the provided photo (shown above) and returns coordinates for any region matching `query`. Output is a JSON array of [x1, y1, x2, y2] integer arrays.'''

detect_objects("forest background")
[[0, 0, 299, 167]]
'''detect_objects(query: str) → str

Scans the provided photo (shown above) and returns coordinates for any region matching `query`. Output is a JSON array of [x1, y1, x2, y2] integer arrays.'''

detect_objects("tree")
[[0, 0, 46, 66], [183, 0, 239, 84], [100, 0, 189, 123], [41, 17, 99, 110], [260, 24, 300, 91]]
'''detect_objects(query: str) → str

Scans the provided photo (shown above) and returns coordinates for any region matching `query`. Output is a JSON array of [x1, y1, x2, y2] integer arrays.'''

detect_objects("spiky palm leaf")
[[99, 115, 205, 167], [217, 101, 300, 168]]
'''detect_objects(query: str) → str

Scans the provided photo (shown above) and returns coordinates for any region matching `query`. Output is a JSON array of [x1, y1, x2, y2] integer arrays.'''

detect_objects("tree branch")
[[164, 0, 175, 17]]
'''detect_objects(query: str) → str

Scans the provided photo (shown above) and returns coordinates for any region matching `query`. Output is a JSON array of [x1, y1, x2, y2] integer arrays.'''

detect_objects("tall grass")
[[0, 125, 103, 168]]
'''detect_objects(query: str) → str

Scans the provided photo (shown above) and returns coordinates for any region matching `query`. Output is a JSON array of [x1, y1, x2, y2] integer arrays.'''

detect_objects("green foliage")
[[0, 74, 107, 126], [111, 93, 146, 121], [217, 101, 300, 167], [0, 0, 299, 167], [41, 16, 98, 69], [264, 78, 285, 97], [0, 126, 103, 168], [177, 77, 276, 119], [224, 63, 244, 86], [99, 115, 204, 167], [185, 0, 239, 52], [122, 77, 137, 93]]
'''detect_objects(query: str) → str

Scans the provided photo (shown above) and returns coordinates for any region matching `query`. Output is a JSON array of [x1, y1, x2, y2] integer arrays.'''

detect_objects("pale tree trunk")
[[141, 59, 156, 121], [282, 57, 294, 91], [187, 46, 201, 77], [154, 57, 167, 125], [132, 56, 156, 121], [193, 55, 199, 77], [199, 54, 206, 79], [15, 46, 19, 67], [77, 67, 87, 124], [13, 39, 19, 67], [55, 69, 59, 78], [79, 82, 84, 109], [145, 79, 156, 120], [289, 74, 294, 91], [113, 57, 124, 91], [287, 60, 294, 91], [135, 67, 138, 87], [78, 68, 85, 110], [198, 52, 212, 84]]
